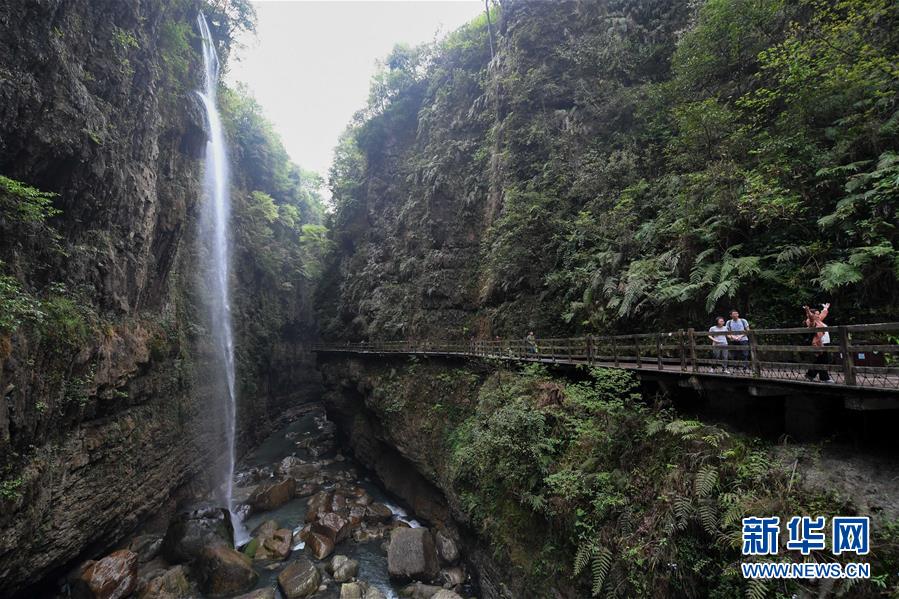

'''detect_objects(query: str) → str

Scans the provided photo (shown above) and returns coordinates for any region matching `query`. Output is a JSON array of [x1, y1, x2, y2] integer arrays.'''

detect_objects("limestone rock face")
[[194, 545, 257, 597], [277, 557, 322, 599], [0, 2, 322, 596], [387, 528, 439, 582]]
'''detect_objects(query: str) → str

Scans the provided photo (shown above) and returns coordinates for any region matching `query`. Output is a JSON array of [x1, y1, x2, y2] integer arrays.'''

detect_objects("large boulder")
[[194, 545, 258, 597], [434, 529, 459, 565], [431, 591, 464, 599], [245, 520, 292, 561], [387, 528, 439, 582], [303, 530, 335, 560], [315, 511, 351, 543], [161, 503, 234, 563], [328, 555, 359, 583], [137, 565, 190, 599], [304, 491, 333, 522], [277, 456, 319, 480], [277, 557, 322, 599], [340, 582, 364, 599], [258, 528, 292, 560], [76, 550, 139, 599], [249, 478, 297, 511]]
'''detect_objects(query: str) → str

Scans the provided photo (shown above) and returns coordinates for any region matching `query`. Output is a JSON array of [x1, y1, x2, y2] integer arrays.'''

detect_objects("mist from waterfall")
[[196, 13, 243, 542]]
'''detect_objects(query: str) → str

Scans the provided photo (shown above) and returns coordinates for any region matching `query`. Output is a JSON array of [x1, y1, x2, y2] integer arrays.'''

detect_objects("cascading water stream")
[[196, 13, 246, 544]]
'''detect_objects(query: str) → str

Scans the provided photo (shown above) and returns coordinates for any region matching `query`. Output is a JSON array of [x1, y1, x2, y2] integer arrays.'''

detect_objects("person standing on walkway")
[[526, 331, 538, 355], [804, 302, 832, 382], [726, 309, 751, 371], [708, 316, 730, 373]]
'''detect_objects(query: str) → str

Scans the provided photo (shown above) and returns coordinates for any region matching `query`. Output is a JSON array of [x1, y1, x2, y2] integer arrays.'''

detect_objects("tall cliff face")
[[318, 0, 693, 340], [0, 1, 320, 595], [320, 0, 899, 339]]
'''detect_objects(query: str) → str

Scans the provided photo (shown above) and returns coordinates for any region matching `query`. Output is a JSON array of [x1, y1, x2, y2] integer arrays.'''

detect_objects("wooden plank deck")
[[312, 323, 899, 395]]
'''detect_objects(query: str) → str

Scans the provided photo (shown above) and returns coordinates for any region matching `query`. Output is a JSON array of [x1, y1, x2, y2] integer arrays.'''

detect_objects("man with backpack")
[[726, 309, 751, 371]]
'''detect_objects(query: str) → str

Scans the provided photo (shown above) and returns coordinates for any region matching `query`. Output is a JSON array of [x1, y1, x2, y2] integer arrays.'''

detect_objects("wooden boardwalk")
[[313, 323, 899, 396]]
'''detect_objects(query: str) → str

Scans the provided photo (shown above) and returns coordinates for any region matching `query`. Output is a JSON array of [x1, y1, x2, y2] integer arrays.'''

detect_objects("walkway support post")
[[634, 335, 642, 368], [749, 330, 761, 378], [688, 328, 698, 372], [840, 326, 856, 386], [612, 336, 619, 368], [657, 334, 664, 370], [679, 330, 687, 372]]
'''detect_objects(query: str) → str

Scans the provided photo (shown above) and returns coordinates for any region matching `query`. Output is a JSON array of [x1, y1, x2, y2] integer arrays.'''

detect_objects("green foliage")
[[325, 0, 898, 337], [112, 27, 138, 50], [0, 270, 43, 333], [0, 476, 24, 502], [39, 284, 92, 350], [0, 175, 60, 225], [410, 363, 899, 596], [221, 84, 328, 290], [159, 19, 192, 84], [298, 224, 333, 279]]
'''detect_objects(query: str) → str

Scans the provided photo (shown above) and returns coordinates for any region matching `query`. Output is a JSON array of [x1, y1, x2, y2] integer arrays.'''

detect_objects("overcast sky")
[[227, 0, 485, 182]]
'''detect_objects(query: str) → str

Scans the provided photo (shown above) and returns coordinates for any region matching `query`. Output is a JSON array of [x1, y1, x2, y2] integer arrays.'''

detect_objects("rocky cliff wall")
[[318, 355, 899, 598], [0, 1, 320, 595]]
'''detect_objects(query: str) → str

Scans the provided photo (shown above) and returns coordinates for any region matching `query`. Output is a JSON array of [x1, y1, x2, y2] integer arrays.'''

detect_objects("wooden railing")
[[312, 323, 899, 390]]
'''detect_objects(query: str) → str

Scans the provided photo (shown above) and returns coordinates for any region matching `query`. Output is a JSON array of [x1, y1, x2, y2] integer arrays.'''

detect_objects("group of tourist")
[[705, 303, 833, 381], [515, 303, 835, 382]]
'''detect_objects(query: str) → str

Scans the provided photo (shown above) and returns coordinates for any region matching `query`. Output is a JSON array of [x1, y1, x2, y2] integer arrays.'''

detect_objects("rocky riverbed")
[[59, 406, 476, 599]]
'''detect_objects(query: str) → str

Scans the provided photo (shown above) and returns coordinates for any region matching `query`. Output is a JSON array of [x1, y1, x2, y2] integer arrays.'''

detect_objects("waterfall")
[[196, 13, 244, 542]]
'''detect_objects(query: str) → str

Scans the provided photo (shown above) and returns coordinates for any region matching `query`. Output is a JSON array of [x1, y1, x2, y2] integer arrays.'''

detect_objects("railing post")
[[656, 334, 664, 370], [587, 335, 594, 366], [612, 336, 619, 368], [634, 335, 642, 368], [748, 330, 761, 378], [688, 328, 697, 372], [679, 330, 687, 372], [839, 326, 856, 386]]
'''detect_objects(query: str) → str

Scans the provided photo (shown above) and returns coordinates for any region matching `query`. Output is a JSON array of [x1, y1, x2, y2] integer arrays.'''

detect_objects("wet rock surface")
[[66, 409, 476, 599], [194, 544, 258, 596], [160, 503, 234, 564], [387, 528, 440, 582], [136, 564, 190, 599], [74, 550, 138, 599], [277, 557, 321, 598]]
